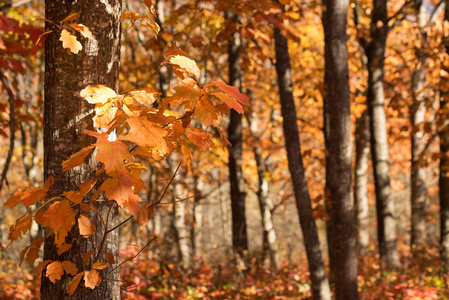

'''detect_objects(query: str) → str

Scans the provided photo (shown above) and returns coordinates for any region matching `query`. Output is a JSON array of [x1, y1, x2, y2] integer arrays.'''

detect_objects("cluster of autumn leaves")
[[3, 8, 249, 293]]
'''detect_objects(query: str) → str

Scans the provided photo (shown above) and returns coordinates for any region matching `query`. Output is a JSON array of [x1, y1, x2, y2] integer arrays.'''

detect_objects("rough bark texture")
[[227, 10, 248, 256], [322, 0, 359, 298], [440, 0, 449, 272], [366, 0, 400, 269], [354, 110, 370, 254], [41, 1, 121, 299], [410, 1, 428, 247], [274, 8, 331, 300]]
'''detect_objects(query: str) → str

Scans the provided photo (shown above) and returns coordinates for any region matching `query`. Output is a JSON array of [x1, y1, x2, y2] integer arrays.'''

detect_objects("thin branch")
[[107, 235, 158, 275], [0, 71, 15, 192], [388, 0, 414, 30]]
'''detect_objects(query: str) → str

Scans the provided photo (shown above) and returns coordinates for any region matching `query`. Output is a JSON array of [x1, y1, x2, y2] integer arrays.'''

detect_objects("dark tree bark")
[[440, 0, 449, 272], [274, 5, 331, 300], [366, 0, 400, 269], [227, 9, 248, 257], [41, 1, 121, 299], [354, 110, 370, 254], [322, 0, 359, 298]]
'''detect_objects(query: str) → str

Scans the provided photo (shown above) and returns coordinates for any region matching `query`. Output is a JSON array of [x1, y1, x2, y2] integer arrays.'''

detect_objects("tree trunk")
[[41, 1, 121, 299], [366, 0, 400, 269], [354, 110, 370, 254], [274, 6, 331, 300], [247, 112, 280, 271], [440, 0, 449, 272], [410, 0, 428, 248], [227, 9, 248, 257], [322, 0, 359, 298], [191, 175, 203, 258], [172, 178, 191, 269]]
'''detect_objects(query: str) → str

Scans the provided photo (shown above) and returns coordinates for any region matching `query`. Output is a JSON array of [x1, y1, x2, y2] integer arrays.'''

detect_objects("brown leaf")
[[105, 252, 115, 265], [84, 269, 101, 289], [91, 261, 108, 270], [78, 214, 96, 238], [62, 260, 78, 275], [46, 261, 64, 283], [68, 272, 85, 296]]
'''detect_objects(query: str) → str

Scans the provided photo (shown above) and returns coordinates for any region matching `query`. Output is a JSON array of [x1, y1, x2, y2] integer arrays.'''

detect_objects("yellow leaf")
[[84, 269, 101, 289], [78, 214, 96, 238], [59, 29, 82, 54], [169, 55, 201, 79], [80, 85, 117, 104]]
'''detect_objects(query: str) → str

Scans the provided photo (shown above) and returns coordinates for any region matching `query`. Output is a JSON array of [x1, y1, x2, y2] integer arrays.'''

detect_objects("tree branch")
[[0, 71, 15, 192]]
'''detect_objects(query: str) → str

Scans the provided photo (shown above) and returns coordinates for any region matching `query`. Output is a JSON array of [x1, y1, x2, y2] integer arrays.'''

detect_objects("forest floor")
[[0, 242, 448, 299]]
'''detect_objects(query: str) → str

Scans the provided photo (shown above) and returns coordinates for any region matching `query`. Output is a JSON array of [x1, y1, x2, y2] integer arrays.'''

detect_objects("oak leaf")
[[62, 145, 95, 171], [169, 55, 201, 79], [46, 261, 64, 283], [120, 116, 166, 148], [68, 272, 85, 296], [91, 261, 108, 270], [206, 81, 249, 107], [78, 214, 95, 238], [62, 260, 78, 275], [80, 85, 117, 104], [68, 24, 92, 38], [195, 94, 217, 127], [84, 269, 101, 289], [60, 29, 82, 54], [186, 127, 213, 151]]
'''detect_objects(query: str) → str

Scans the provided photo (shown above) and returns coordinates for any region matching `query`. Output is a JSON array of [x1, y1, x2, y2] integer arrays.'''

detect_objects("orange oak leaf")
[[58, 243, 72, 256], [84, 130, 133, 174], [120, 116, 166, 148], [165, 43, 189, 59], [8, 214, 32, 244], [68, 271, 85, 296], [185, 127, 214, 151], [62, 145, 95, 171], [206, 81, 249, 107], [35, 260, 51, 277], [64, 178, 97, 204], [137, 201, 155, 225], [84, 269, 101, 289], [126, 88, 160, 105], [120, 11, 141, 22], [59, 29, 82, 54], [125, 163, 147, 194], [195, 94, 217, 127], [62, 260, 78, 275], [46, 261, 64, 283], [34, 200, 75, 232], [68, 23, 92, 38], [211, 92, 244, 114], [20, 237, 44, 266], [78, 214, 95, 238], [91, 261, 108, 270], [80, 85, 117, 104], [5, 187, 48, 208]]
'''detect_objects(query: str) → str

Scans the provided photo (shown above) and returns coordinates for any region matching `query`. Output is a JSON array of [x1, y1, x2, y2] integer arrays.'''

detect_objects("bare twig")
[[107, 235, 158, 275], [0, 71, 15, 192]]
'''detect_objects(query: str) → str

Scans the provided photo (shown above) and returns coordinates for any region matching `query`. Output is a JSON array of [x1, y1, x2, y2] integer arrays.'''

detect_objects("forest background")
[[0, 0, 448, 299]]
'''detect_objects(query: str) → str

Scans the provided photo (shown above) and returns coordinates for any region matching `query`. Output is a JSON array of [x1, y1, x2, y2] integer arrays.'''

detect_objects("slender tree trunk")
[[191, 175, 203, 258], [247, 112, 280, 271], [274, 6, 331, 299], [354, 110, 370, 254], [440, 0, 449, 272], [172, 178, 191, 269], [41, 1, 121, 299], [410, 0, 428, 248], [366, 0, 400, 269], [323, 0, 358, 298], [227, 9, 248, 257]]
